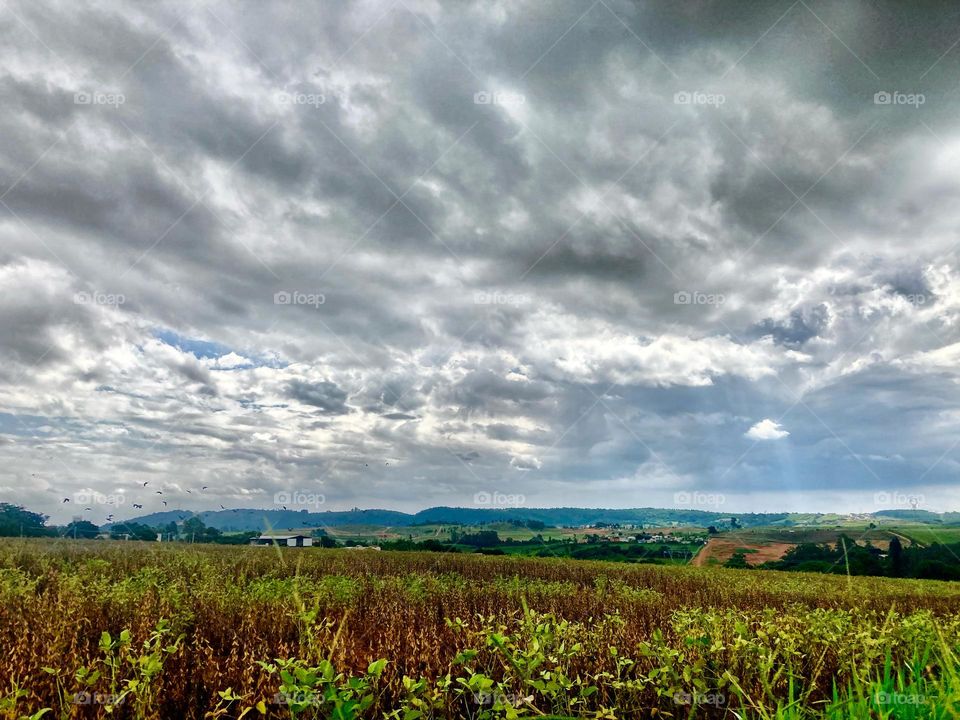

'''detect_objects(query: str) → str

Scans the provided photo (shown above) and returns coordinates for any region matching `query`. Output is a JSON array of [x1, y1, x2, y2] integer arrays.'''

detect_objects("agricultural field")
[[321, 523, 579, 545], [892, 525, 960, 548], [691, 525, 921, 568], [2, 540, 960, 718], [321, 523, 645, 545]]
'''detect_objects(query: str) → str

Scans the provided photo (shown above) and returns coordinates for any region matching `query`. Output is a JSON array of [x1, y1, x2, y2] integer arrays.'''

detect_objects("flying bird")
[[202, 486, 208, 490], [143, 482, 149, 487], [155, 491, 162, 494], [186, 490, 192, 494], [133, 504, 143, 509], [219, 504, 225, 510], [62, 498, 70, 503], [162, 501, 167, 506]]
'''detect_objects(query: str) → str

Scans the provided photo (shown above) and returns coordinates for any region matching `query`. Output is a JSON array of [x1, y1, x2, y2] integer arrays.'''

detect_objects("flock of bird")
[[60, 482, 224, 524], [55, 459, 395, 531]]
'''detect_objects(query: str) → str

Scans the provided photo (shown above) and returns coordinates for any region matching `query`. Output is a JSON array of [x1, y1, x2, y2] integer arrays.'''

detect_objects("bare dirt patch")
[[692, 538, 795, 567]]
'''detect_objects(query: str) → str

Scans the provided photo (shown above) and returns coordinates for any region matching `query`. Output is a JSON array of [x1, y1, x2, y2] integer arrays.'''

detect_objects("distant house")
[[250, 534, 313, 547]]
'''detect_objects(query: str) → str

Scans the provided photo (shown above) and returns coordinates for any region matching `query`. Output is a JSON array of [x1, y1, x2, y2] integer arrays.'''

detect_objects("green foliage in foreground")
[[9, 604, 960, 719]]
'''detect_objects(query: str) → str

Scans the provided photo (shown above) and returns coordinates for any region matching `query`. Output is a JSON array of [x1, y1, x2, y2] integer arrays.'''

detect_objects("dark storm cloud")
[[754, 304, 831, 347], [286, 379, 350, 415]]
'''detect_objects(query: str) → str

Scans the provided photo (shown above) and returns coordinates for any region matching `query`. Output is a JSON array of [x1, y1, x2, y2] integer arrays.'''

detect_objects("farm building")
[[250, 534, 313, 547]]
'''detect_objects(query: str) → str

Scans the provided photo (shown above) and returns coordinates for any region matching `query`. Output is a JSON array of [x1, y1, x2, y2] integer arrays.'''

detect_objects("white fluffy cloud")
[[745, 419, 790, 441]]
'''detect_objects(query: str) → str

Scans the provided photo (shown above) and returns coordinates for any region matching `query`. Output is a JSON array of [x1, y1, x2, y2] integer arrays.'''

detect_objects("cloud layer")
[[3, 0, 960, 521]]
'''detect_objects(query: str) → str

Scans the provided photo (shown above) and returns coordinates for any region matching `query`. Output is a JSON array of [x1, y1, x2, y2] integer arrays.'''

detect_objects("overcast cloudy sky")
[[4, 0, 960, 523]]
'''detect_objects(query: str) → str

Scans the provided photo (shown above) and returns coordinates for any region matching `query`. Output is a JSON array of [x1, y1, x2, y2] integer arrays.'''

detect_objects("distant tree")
[[707, 526, 719, 535], [65, 520, 100, 539], [889, 535, 904, 577], [456, 530, 501, 548], [317, 535, 338, 548], [0, 504, 50, 537], [109, 522, 156, 541], [725, 552, 749, 569], [182, 516, 206, 541]]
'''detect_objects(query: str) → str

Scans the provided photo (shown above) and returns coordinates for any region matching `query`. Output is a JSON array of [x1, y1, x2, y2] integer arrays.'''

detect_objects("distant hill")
[[112, 506, 789, 533], [874, 509, 960, 523], [117, 508, 414, 532], [107, 505, 960, 534]]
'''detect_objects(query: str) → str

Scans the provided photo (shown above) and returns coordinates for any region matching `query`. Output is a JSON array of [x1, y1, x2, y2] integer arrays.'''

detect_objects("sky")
[[3, 0, 960, 524]]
